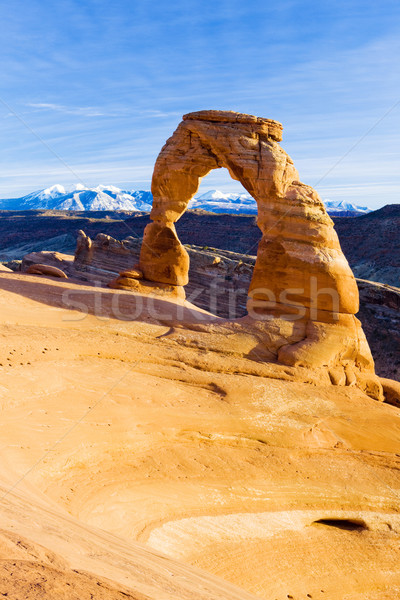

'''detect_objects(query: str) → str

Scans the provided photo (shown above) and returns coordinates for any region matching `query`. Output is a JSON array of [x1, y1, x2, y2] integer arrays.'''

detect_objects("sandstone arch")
[[141, 110, 358, 314], [112, 110, 381, 398]]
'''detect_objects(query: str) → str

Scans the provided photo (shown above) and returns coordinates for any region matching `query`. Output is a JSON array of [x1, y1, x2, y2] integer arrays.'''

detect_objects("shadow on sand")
[[0, 272, 222, 328]]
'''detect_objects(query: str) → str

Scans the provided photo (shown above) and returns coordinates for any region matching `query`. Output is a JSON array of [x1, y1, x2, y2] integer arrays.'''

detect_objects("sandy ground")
[[0, 271, 400, 599]]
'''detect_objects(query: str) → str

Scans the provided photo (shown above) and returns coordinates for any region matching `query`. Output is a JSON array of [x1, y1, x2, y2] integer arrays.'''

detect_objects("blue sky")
[[0, 0, 399, 208]]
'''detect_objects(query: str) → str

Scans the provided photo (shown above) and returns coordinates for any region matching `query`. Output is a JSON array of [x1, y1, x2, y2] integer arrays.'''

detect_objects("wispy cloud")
[[26, 103, 117, 117], [25, 103, 181, 120]]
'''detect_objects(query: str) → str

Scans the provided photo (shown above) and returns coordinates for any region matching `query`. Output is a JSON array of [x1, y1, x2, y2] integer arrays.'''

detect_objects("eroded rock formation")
[[110, 110, 381, 398], [74, 231, 142, 283], [25, 263, 68, 278], [21, 239, 398, 401], [73, 231, 253, 314]]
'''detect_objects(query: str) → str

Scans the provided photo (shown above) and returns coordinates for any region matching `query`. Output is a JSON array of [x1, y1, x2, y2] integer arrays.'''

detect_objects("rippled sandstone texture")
[[112, 110, 381, 399], [0, 271, 400, 599]]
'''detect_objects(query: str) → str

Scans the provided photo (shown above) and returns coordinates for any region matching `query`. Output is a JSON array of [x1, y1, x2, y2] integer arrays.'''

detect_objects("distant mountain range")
[[0, 185, 153, 212], [190, 189, 372, 216], [0, 184, 372, 216]]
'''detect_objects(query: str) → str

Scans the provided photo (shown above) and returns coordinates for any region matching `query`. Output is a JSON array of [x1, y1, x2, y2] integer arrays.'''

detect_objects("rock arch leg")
[[139, 125, 221, 287], [110, 125, 220, 296]]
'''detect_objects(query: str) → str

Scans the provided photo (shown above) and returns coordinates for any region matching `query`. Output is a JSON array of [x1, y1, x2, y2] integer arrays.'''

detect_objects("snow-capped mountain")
[[0, 185, 372, 216], [188, 190, 258, 214], [323, 199, 372, 216], [0, 184, 153, 212], [189, 190, 372, 216]]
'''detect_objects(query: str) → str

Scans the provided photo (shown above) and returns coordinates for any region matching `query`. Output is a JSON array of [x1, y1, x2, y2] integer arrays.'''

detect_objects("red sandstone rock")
[[108, 275, 185, 300], [111, 110, 381, 398], [380, 378, 400, 407], [139, 222, 189, 286], [25, 264, 68, 279]]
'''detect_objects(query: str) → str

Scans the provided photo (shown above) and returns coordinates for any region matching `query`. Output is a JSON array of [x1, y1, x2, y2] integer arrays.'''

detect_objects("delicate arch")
[[139, 110, 358, 320], [110, 110, 381, 398]]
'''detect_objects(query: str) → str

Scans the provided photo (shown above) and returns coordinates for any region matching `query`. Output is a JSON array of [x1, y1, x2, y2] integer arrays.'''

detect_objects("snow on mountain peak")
[[94, 184, 122, 194], [324, 199, 371, 214], [40, 184, 66, 198], [196, 189, 231, 201]]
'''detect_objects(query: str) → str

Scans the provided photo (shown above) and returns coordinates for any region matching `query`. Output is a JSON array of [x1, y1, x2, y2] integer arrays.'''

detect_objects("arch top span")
[[150, 109, 292, 225], [182, 110, 283, 141]]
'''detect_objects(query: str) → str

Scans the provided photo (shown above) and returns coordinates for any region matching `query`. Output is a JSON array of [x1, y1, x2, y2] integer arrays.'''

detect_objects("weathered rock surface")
[[26, 240, 400, 392], [73, 231, 254, 312], [381, 377, 400, 407], [22, 251, 74, 278], [2, 259, 22, 271], [74, 230, 144, 285], [130, 110, 379, 397], [25, 263, 68, 278], [109, 275, 186, 300], [140, 222, 189, 285]]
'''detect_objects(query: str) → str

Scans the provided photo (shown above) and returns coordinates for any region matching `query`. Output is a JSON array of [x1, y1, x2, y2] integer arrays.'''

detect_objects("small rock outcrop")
[[22, 252, 73, 277], [25, 263, 68, 278], [381, 378, 400, 407], [75, 231, 142, 283]]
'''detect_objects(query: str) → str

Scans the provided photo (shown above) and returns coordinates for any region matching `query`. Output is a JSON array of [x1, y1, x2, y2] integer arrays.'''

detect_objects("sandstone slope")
[[0, 271, 400, 599], [21, 239, 400, 384]]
